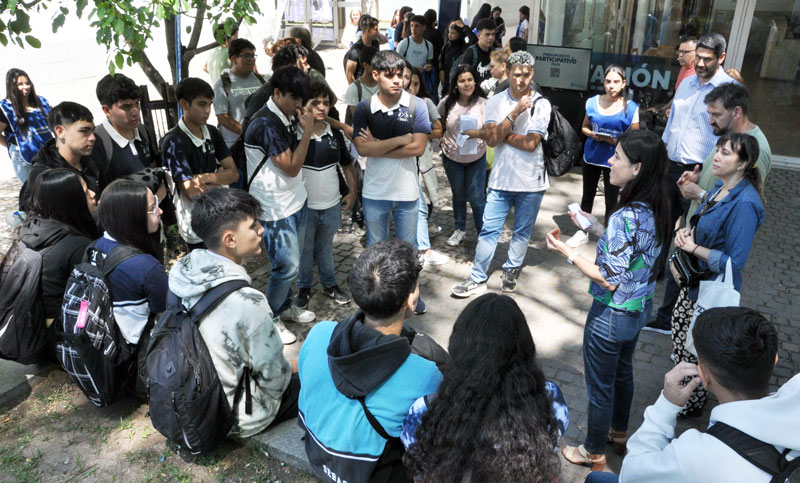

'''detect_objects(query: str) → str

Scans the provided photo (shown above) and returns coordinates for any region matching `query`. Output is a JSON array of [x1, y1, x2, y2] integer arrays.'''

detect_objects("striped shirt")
[[661, 69, 736, 165]]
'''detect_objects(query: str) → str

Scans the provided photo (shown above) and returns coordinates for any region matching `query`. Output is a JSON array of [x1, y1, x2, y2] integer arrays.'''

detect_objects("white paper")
[[568, 203, 593, 230], [458, 115, 479, 155]]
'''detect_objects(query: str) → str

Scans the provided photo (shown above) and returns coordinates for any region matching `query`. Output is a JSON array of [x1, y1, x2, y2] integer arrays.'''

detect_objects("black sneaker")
[[452, 279, 488, 298], [322, 285, 351, 305], [641, 317, 671, 335], [295, 288, 312, 309], [501, 267, 521, 293]]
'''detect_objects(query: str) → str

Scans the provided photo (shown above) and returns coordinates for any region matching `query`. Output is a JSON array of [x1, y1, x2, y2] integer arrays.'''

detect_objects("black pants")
[[580, 163, 620, 224], [655, 161, 701, 277], [269, 373, 301, 426]]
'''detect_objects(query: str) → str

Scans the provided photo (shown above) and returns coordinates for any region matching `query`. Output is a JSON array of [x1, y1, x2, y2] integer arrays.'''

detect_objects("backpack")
[[228, 108, 287, 191], [360, 94, 417, 133], [220, 70, 266, 99], [707, 421, 800, 483], [450, 44, 481, 82], [57, 243, 142, 406], [0, 240, 49, 364], [146, 280, 253, 455], [398, 37, 432, 62], [94, 123, 154, 168], [344, 79, 364, 126], [531, 96, 581, 177]]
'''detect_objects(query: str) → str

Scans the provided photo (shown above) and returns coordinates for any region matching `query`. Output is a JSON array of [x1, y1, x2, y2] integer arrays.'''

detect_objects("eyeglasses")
[[148, 195, 160, 217], [677, 49, 693, 56], [238, 53, 257, 60]]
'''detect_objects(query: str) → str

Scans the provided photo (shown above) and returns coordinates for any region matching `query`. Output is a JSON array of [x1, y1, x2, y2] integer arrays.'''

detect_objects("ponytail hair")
[[604, 64, 628, 116], [716, 132, 763, 203]]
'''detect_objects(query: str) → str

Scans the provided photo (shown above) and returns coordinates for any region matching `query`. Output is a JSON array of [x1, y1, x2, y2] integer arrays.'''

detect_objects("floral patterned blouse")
[[591, 202, 662, 312]]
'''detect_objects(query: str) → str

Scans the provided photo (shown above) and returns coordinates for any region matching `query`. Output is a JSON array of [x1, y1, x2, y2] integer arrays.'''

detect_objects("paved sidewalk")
[[1, 156, 797, 481]]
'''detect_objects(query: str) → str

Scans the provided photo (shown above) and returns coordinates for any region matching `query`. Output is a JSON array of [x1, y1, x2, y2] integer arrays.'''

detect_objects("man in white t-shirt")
[[453, 51, 550, 296], [396, 15, 434, 71]]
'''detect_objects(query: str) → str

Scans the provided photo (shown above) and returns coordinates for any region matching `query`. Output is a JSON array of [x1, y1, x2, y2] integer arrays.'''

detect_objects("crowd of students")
[[1, 10, 797, 482]]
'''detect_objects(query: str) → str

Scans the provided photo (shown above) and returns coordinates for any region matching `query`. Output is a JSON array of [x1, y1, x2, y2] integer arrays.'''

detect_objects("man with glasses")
[[674, 36, 698, 91], [213, 38, 266, 147], [644, 32, 737, 334]]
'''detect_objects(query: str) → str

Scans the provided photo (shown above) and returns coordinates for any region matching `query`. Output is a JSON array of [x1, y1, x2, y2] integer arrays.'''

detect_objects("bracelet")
[[698, 189, 707, 202], [691, 246, 698, 256], [505, 115, 515, 125], [567, 251, 578, 264]]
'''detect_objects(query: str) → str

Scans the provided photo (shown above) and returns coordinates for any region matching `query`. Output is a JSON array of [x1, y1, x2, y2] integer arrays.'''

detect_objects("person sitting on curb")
[[586, 306, 800, 482]]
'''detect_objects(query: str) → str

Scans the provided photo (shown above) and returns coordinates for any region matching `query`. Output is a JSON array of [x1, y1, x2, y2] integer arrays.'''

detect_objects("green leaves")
[[24, 35, 40, 48]]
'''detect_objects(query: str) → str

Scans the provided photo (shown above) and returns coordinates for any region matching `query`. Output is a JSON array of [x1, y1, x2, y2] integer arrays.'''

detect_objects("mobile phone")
[[569, 203, 592, 231]]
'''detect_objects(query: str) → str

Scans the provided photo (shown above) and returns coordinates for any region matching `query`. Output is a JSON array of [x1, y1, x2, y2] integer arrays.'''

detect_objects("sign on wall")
[[526, 45, 592, 91]]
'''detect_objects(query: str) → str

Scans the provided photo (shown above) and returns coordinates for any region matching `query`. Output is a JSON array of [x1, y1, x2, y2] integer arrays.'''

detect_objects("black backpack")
[[228, 108, 287, 192], [146, 280, 252, 455], [531, 96, 581, 177], [0, 240, 49, 364], [708, 422, 800, 482], [219, 70, 266, 99], [57, 243, 142, 406]]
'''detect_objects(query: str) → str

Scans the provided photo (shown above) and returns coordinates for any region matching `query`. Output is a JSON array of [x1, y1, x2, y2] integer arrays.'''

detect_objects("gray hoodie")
[[168, 249, 291, 438]]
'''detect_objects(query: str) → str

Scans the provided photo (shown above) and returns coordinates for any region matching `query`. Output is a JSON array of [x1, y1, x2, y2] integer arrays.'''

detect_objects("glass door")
[[737, 0, 800, 156]]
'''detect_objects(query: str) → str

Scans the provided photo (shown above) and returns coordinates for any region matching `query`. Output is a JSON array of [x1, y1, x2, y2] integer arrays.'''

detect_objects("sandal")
[[562, 444, 606, 471], [607, 429, 628, 456]]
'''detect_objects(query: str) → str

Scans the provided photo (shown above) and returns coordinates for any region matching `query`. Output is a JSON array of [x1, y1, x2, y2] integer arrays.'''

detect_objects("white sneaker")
[[566, 230, 590, 248], [447, 229, 466, 246], [280, 304, 316, 324], [421, 249, 450, 266], [272, 317, 297, 345]]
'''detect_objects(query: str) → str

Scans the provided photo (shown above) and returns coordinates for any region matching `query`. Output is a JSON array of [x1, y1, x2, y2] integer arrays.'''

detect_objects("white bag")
[[164, 170, 202, 245], [686, 258, 740, 356]]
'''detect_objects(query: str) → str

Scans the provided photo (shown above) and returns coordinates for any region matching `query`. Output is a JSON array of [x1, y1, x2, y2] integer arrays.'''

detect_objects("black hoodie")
[[17, 218, 91, 319], [19, 138, 101, 212]]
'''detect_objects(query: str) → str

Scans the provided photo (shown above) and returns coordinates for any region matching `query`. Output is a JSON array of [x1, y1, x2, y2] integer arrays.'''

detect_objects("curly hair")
[[404, 293, 560, 482]]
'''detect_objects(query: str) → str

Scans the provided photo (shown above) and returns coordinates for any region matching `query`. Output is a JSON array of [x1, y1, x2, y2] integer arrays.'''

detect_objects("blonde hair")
[[490, 49, 509, 66]]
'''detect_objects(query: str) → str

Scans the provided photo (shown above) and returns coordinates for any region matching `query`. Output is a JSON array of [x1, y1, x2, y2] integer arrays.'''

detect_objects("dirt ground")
[[0, 370, 316, 483]]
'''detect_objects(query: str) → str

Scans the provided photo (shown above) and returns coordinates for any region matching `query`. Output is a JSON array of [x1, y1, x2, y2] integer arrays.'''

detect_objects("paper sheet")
[[458, 115, 479, 155]]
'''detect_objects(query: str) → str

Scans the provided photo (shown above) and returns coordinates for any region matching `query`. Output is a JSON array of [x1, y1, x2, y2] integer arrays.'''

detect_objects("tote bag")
[[686, 258, 739, 356]]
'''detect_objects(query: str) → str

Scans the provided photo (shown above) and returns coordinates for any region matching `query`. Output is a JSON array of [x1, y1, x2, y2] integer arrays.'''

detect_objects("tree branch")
[[186, 4, 206, 51], [21, 0, 45, 8], [138, 49, 169, 90], [184, 40, 219, 59]]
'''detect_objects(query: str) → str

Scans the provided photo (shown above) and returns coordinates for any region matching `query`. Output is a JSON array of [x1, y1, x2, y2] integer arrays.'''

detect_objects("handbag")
[[686, 258, 740, 356], [668, 190, 718, 288]]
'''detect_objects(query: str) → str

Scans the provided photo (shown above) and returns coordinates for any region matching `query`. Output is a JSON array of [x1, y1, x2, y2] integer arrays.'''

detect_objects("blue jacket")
[[693, 178, 764, 296], [298, 312, 442, 482]]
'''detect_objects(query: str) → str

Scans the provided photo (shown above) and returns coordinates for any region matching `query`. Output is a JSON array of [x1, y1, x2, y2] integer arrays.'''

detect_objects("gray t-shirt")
[[397, 37, 433, 69], [213, 69, 265, 146]]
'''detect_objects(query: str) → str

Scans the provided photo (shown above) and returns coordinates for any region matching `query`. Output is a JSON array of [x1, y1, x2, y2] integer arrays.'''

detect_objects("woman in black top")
[[491, 7, 506, 46], [439, 20, 471, 93]]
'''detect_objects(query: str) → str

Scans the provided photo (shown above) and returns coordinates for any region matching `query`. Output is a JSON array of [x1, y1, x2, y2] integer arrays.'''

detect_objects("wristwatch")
[[567, 251, 578, 264], [697, 189, 707, 202]]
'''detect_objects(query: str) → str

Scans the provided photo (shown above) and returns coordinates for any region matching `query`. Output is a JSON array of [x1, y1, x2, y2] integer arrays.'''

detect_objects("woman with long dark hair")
[[0, 68, 53, 182], [470, 3, 492, 30], [438, 19, 471, 93], [669, 132, 765, 415], [403, 293, 568, 481], [95, 179, 168, 395], [517, 6, 530, 39], [17, 169, 98, 329], [546, 129, 670, 470], [438, 65, 487, 247], [568, 65, 639, 247]]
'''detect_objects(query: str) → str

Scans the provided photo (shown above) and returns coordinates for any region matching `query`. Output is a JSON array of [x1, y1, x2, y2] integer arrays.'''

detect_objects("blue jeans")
[[8, 144, 32, 183], [260, 203, 308, 317], [470, 188, 544, 283], [417, 183, 431, 251], [363, 197, 418, 246], [298, 204, 342, 289], [442, 154, 486, 233], [585, 471, 619, 483], [583, 298, 652, 454]]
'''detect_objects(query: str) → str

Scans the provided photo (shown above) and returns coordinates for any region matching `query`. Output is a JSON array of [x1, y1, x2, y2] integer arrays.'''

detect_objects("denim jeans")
[[470, 188, 544, 283], [363, 197, 418, 246], [583, 298, 652, 454], [585, 471, 619, 483], [298, 204, 342, 289], [260, 202, 308, 317], [417, 183, 431, 251], [8, 143, 32, 183], [442, 154, 486, 233]]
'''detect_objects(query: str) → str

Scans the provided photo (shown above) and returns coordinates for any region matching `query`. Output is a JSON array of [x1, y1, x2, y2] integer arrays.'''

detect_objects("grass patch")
[[0, 442, 42, 482]]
